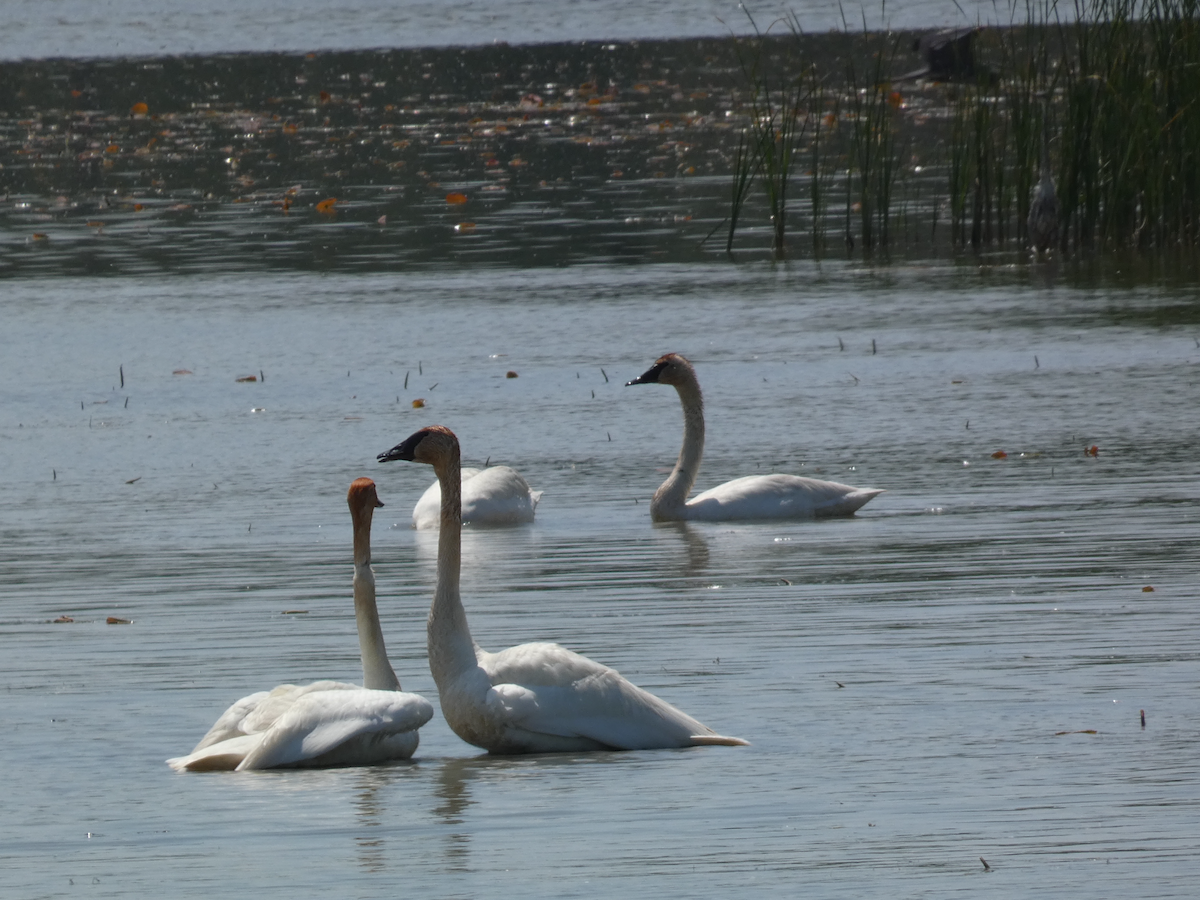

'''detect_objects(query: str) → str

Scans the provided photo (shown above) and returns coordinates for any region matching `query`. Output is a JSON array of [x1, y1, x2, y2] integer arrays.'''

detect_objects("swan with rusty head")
[[167, 478, 433, 772], [378, 425, 747, 754]]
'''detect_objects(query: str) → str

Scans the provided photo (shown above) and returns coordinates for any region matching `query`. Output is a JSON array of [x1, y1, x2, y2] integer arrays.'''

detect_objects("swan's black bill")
[[626, 360, 667, 386], [378, 435, 421, 463]]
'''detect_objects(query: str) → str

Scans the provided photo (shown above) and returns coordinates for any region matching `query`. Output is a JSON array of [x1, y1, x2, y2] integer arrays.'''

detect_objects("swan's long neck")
[[428, 442, 479, 686], [352, 508, 401, 692], [654, 373, 705, 514]]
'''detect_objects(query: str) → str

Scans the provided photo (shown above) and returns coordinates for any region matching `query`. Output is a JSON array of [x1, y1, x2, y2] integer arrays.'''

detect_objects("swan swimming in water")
[[627, 353, 883, 522], [408, 465, 541, 529], [167, 478, 433, 771], [377, 425, 748, 754]]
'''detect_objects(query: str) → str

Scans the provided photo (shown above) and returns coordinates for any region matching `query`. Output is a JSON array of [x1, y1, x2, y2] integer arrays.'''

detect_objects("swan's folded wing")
[[486, 672, 713, 750], [689, 474, 882, 519], [190, 690, 272, 751], [236, 689, 433, 770], [169, 733, 264, 771]]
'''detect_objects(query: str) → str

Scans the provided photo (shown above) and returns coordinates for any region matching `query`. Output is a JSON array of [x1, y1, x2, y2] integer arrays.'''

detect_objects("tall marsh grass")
[[726, 0, 1200, 257]]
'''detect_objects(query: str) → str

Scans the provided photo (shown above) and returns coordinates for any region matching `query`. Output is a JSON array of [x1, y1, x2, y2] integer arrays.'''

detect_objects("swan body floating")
[[409, 465, 541, 529], [167, 478, 433, 772], [627, 353, 883, 522], [378, 425, 748, 754]]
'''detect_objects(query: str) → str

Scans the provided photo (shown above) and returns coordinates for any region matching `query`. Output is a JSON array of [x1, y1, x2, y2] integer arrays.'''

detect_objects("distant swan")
[[377, 425, 748, 754], [407, 465, 541, 529], [627, 353, 883, 522], [167, 478, 433, 771]]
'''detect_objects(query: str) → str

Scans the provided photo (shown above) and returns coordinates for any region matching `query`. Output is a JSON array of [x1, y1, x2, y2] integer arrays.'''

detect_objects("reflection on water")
[[1, 266, 1198, 899]]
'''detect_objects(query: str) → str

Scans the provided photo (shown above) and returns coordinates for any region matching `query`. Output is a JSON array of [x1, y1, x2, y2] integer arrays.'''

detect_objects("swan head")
[[348, 477, 384, 513], [377, 425, 459, 467], [626, 353, 694, 388]]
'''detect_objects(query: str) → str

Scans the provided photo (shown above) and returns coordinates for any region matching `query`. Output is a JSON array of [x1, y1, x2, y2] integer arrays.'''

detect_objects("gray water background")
[[4, 1, 1003, 59], [2, 262, 1199, 898]]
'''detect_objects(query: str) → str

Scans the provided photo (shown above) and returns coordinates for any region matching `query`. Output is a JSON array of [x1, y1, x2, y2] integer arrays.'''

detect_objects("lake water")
[[2, 261, 1199, 898], [4, 0, 1001, 60]]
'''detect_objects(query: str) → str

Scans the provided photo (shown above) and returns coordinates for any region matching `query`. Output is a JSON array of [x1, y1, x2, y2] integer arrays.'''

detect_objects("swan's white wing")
[[168, 733, 265, 771], [190, 690, 272, 751], [414, 466, 539, 528], [481, 644, 727, 750], [687, 474, 883, 520], [237, 689, 434, 770], [188, 680, 363, 752], [412, 468, 483, 529]]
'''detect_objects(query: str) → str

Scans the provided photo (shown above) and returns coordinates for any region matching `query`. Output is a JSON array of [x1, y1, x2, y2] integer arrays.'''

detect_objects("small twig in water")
[[1035, 355, 1039, 368], [872, 339, 877, 355], [404, 371, 409, 389], [119, 364, 124, 388], [849, 373, 860, 384], [980, 857, 991, 871], [838, 336, 844, 351], [601, 368, 609, 383]]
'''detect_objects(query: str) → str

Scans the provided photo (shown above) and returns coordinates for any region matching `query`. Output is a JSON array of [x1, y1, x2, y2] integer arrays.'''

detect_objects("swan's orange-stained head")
[[377, 424, 459, 467], [626, 352, 695, 388], [347, 477, 384, 511]]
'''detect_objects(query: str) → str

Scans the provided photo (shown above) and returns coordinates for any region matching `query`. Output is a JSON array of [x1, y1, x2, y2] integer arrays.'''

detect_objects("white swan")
[[408, 465, 541, 529], [167, 478, 433, 772], [627, 353, 884, 522], [377, 425, 748, 754]]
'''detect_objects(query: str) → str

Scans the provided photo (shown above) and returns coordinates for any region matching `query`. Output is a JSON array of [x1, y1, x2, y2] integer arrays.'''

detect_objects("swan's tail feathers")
[[530, 490, 544, 509], [690, 733, 750, 747], [824, 488, 885, 517]]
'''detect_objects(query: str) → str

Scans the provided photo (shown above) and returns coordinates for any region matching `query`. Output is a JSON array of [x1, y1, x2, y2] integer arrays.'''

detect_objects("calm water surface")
[[2, 263, 1199, 898], [4, 0, 999, 60]]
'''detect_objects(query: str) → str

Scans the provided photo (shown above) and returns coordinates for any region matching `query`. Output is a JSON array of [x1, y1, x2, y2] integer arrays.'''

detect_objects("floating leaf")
[[133, 203, 144, 212], [445, 192, 468, 204], [991, 450, 1007, 459], [888, 91, 903, 108], [106, 616, 133, 625], [1086, 445, 1100, 457], [236, 375, 258, 383], [172, 369, 193, 375], [54, 615, 75, 623], [30, 232, 49, 242], [130, 101, 149, 115], [105, 144, 119, 153], [506, 370, 518, 378], [315, 197, 337, 214], [319, 90, 332, 103], [412, 398, 426, 408], [1142, 585, 1155, 592]]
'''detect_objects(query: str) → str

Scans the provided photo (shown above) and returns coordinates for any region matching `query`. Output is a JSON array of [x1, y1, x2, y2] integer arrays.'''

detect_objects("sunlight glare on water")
[[1, 263, 1199, 898]]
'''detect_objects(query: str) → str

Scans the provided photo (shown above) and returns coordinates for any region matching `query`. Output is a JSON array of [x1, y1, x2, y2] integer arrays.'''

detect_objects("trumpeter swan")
[[167, 478, 433, 771], [409, 465, 541, 529], [627, 353, 883, 522], [377, 425, 748, 754]]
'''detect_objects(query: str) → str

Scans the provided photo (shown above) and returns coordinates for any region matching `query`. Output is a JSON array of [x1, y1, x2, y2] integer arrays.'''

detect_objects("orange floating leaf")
[[412, 398, 426, 408], [315, 197, 337, 214], [1142, 585, 1155, 592], [445, 192, 468, 205], [130, 101, 149, 115], [235, 375, 258, 383], [991, 450, 1007, 459], [888, 91, 903, 108], [30, 232, 49, 242], [1085, 445, 1100, 457], [70, 89, 83, 98], [106, 616, 133, 625], [282, 122, 299, 134], [133, 203, 144, 212], [105, 144, 119, 153]]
